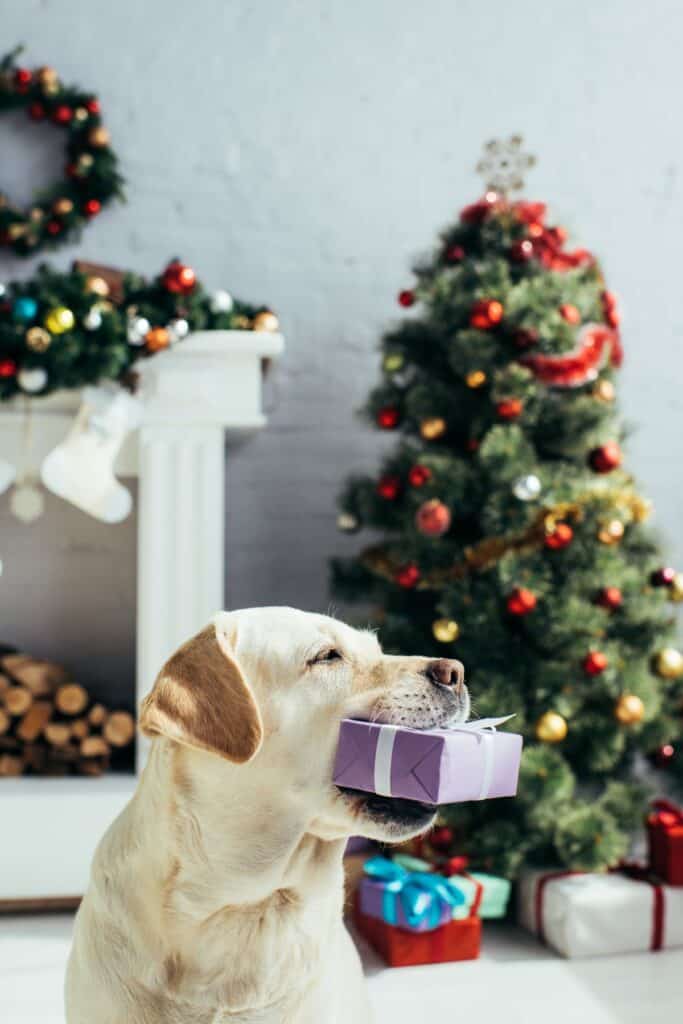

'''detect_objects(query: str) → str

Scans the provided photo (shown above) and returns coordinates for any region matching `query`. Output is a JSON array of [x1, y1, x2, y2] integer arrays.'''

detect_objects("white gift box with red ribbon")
[[518, 867, 683, 958]]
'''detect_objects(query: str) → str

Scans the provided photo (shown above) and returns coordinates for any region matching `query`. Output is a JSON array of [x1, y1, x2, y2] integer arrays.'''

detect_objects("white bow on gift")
[[41, 385, 143, 523]]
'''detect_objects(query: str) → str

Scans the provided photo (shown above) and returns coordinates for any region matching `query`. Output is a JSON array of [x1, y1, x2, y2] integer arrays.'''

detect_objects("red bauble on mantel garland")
[[395, 563, 420, 588], [583, 651, 609, 676], [408, 464, 432, 487], [376, 406, 400, 429], [377, 476, 401, 501], [415, 499, 451, 537], [470, 298, 504, 330], [589, 441, 622, 474], [506, 587, 537, 616], [161, 259, 197, 295]]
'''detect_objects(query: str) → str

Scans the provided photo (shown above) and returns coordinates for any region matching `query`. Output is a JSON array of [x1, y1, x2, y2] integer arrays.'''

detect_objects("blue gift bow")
[[363, 856, 466, 929]]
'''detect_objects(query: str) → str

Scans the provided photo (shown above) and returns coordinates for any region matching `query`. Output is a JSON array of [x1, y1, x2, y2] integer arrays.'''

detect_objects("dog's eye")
[[311, 648, 343, 665]]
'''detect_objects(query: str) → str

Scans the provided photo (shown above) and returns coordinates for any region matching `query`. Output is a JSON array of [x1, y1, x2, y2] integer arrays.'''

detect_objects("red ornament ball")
[[0, 359, 18, 378], [408, 464, 432, 487], [496, 398, 523, 421], [14, 67, 33, 89], [589, 442, 622, 474], [398, 289, 415, 308], [85, 98, 101, 114], [506, 587, 537, 616], [544, 523, 573, 550], [376, 406, 400, 429], [415, 499, 451, 538], [510, 239, 534, 262], [46, 220, 62, 235], [470, 298, 504, 330], [596, 587, 623, 610], [53, 104, 73, 125], [583, 651, 608, 676], [651, 567, 676, 587], [395, 563, 420, 588], [83, 198, 101, 217], [377, 475, 401, 500], [513, 327, 539, 350], [429, 826, 454, 851], [445, 244, 465, 263], [28, 102, 45, 121], [162, 260, 197, 295], [559, 303, 581, 324], [653, 743, 675, 768]]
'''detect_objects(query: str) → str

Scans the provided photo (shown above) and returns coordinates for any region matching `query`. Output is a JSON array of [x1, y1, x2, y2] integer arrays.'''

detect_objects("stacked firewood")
[[0, 652, 135, 777]]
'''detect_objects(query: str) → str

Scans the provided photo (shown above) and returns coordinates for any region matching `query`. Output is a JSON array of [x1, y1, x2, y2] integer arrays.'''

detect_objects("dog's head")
[[139, 608, 468, 842]]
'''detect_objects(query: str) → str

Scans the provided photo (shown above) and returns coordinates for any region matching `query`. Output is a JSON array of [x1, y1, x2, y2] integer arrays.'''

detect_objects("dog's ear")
[[139, 623, 263, 763]]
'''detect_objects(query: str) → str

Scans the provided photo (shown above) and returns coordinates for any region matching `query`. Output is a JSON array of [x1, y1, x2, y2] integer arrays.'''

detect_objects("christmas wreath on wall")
[[0, 47, 124, 257], [0, 258, 280, 400]]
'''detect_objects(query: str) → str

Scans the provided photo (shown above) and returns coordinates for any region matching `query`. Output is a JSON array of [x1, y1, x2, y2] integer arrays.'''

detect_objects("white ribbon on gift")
[[373, 716, 515, 801]]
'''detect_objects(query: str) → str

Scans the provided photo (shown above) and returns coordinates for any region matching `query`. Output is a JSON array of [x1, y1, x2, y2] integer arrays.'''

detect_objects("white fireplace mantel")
[[0, 329, 283, 903]]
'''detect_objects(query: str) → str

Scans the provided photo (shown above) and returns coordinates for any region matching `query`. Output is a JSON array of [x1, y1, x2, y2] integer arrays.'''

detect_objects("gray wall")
[[1, 0, 683, 699]]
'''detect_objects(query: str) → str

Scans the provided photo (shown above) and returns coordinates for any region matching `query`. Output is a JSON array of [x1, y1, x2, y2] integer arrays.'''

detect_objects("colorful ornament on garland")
[[444, 244, 465, 263], [593, 379, 616, 403], [652, 743, 676, 768], [383, 352, 404, 374], [252, 311, 280, 332], [408, 464, 432, 487], [25, 326, 51, 352], [583, 651, 608, 676], [651, 567, 676, 587], [420, 417, 446, 440], [127, 316, 150, 346], [535, 711, 567, 743], [337, 512, 360, 534], [432, 619, 460, 643], [470, 298, 504, 330], [415, 499, 451, 537], [13, 296, 38, 322], [377, 406, 400, 429], [161, 259, 197, 295], [589, 442, 622, 474], [395, 563, 420, 588], [145, 326, 171, 353], [668, 575, 683, 603], [17, 367, 48, 393], [510, 239, 534, 262], [44, 306, 75, 334], [614, 693, 644, 725], [210, 289, 234, 314], [518, 324, 622, 388], [465, 369, 487, 389], [398, 289, 415, 308], [654, 648, 683, 679], [506, 587, 537, 616], [598, 519, 624, 545]]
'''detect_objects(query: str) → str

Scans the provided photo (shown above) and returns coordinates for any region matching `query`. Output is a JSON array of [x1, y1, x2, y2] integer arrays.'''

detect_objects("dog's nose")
[[426, 658, 465, 692]]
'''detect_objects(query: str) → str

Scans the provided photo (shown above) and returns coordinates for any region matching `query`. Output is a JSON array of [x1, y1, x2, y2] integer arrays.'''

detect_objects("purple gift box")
[[333, 717, 523, 805]]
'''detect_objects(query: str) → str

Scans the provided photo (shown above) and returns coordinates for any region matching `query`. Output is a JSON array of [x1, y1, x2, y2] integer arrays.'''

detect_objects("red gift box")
[[648, 799, 683, 886], [353, 893, 481, 967]]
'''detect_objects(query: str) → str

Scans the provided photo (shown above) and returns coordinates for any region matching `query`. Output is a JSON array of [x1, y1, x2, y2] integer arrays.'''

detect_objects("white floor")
[[2, 913, 682, 1023]]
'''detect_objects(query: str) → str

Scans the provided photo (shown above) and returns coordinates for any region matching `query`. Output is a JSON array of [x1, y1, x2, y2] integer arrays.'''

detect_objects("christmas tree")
[[332, 138, 683, 877]]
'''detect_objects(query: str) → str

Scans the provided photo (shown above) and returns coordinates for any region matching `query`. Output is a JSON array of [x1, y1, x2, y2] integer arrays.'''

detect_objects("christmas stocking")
[[41, 385, 143, 523]]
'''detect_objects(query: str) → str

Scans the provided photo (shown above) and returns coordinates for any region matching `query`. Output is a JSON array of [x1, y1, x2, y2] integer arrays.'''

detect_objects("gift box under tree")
[[647, 799, 683, 886]]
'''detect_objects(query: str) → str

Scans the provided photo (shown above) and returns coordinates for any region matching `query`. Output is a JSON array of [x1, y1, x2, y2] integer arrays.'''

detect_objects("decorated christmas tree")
[[333, 138, 683, 877]]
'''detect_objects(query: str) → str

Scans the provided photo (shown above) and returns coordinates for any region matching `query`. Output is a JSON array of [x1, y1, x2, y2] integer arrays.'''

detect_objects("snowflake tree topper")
[[476, 135, 536, 196]]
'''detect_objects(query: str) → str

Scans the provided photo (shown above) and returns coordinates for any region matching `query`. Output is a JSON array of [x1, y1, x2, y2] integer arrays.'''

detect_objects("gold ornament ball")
[[85, 275, 110, 297], [466, 369, 487, 389], [37, 66, 59, 87], [7, 223, 27, 240], [25, 327, 52, 353], [632, 497, 653, 523], [598, 519, 624, 545], [252, 311, 279, 332], [383, 352, 404, 373], [420, 416, 447, 441], [74, 107, 89, 122], [44, 306, 75, 335], [593, 379, 615, 403], [655, 648, 683, 680], [29, 207, 44, 222], [668, 574, 683, 603], [614, 693, 645, 725], [88, 126, 111, 147], [52, 197, 74, 216], [432, 618, 460, 644], [78, 153, 94, 170], [535, 711, 568, 743]]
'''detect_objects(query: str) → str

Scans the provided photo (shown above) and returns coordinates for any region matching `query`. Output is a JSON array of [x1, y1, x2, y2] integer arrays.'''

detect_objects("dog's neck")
[[139, 739, 347, 918]]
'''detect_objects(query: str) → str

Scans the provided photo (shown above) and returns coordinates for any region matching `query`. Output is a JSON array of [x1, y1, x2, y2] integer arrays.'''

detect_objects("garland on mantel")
[[0, 258, 280, 401]]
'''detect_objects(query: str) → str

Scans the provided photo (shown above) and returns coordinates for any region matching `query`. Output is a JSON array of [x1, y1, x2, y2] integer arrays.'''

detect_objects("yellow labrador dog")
[[66, 607, 467, 1024]]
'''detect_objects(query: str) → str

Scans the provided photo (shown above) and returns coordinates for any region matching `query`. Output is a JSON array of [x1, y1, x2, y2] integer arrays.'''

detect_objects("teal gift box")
[[359, 856, 466, 933], [392, 854, 511, 920]]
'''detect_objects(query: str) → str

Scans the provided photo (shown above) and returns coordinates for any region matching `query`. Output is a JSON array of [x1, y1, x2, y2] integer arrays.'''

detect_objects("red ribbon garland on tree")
[[518, 323, 623, 388]]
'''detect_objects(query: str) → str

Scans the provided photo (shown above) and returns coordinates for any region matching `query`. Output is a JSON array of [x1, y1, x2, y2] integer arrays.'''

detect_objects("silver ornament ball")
[[513, 473, 542, 501], [337, 512, 360, 533], [83, 307, 103, 331], [17, 367, 48, 393], [168, 317, 190, 342], [210, 289, 234, 314], [127, 316, 150, 346]]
